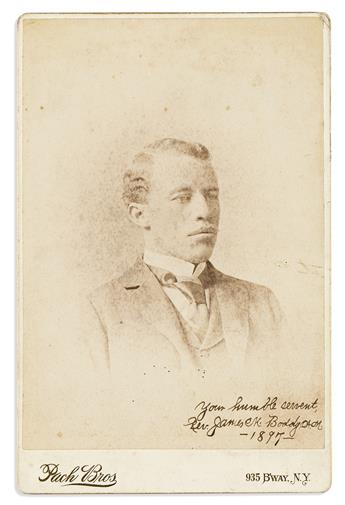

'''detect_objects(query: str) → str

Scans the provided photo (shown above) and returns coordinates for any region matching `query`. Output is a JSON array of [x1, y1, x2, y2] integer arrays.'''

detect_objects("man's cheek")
[[156, 218, 174, 238]]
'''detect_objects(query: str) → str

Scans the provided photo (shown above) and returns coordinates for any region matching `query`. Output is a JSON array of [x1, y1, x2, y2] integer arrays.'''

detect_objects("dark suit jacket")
[[88, 257, 284, 376]]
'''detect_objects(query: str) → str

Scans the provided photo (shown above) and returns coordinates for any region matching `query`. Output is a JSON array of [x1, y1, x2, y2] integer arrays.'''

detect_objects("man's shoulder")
[[88, 257, 147, 309], [88, 277, 122, 307], [209, 262, 273, 298], [209, 263, 283, 326]]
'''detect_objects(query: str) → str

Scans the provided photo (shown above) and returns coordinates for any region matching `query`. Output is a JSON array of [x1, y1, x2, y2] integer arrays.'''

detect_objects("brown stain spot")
[[164, 107, 168, 112], [251, 74, 263, 87], [111, 74, 115, 79], [40, 106, 44, 110], [57, 432, 63, 438], [225, 105, 231, 111], [139, 54, 143, 59]]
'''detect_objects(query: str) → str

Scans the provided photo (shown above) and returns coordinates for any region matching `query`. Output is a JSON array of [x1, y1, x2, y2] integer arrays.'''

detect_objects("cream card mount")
[[17, 12, 331, 493]]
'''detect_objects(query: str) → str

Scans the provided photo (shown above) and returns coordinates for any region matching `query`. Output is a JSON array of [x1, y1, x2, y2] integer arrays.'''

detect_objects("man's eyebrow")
[[168, 186, 192, 196]]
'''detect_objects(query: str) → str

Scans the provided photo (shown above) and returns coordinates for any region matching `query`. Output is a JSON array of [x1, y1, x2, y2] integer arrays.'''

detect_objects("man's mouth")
[[188, 227, 217, 237]]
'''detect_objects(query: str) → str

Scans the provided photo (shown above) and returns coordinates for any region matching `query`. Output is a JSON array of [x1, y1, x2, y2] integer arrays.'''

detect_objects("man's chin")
[[183, 245, 214, 265], [158, 240, 215, 265]]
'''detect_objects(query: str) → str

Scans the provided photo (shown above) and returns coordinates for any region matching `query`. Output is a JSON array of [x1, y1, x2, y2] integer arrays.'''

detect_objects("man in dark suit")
[[89, 138, 283, 375]]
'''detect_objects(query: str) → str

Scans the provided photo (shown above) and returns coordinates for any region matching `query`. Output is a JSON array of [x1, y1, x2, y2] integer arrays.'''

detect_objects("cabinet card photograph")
[[17, 12, 331, 493]]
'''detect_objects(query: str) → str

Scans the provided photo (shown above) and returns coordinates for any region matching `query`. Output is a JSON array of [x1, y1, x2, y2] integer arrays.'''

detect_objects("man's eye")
[[172, 194, 191, 203]]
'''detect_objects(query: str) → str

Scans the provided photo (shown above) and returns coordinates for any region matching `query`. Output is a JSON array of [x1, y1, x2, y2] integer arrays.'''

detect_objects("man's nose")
[[191, 192, 210, 220]]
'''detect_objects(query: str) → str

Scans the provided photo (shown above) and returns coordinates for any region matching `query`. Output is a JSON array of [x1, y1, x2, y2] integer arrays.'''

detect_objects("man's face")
[[145, 152, 220, 264]]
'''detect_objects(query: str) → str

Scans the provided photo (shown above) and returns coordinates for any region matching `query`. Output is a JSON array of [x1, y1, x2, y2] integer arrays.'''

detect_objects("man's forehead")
[[150, 152, 217, 183]]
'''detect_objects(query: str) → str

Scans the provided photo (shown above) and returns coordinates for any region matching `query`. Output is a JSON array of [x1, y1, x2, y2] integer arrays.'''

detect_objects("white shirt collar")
[[144, 249, 206, 278]]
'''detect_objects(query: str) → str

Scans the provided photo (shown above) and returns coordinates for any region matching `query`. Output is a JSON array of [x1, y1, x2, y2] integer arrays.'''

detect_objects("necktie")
[[160, 271, 210, 341]]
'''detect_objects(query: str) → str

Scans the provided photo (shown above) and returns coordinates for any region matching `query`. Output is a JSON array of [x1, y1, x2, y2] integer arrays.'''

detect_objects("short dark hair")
[[122, 138, 211, 206]]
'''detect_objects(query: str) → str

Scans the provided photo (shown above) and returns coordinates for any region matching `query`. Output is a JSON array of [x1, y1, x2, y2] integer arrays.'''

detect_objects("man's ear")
[[127, 202, 150, 229]]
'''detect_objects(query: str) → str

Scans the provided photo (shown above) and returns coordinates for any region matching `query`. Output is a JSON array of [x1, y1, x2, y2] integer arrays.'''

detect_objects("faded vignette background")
[[21, 16, 325, 449]]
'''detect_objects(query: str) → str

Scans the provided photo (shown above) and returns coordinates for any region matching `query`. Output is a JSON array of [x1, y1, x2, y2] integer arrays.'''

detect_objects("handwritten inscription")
[[183, 396, 322, 445], [38, 464, 117, 488]]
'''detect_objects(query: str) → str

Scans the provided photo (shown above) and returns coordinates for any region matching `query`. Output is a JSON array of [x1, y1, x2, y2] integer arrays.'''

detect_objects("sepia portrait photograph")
[[17, 12, 331, 493]]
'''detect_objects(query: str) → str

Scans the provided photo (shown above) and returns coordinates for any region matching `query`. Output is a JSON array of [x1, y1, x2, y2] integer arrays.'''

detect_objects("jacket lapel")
[[205, 262, 249, 367], [118, 257, 195, 367]]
